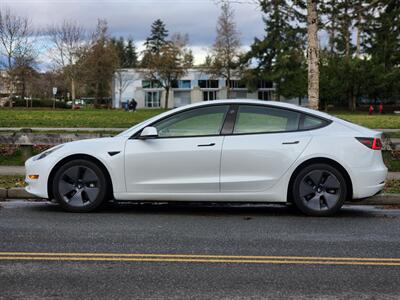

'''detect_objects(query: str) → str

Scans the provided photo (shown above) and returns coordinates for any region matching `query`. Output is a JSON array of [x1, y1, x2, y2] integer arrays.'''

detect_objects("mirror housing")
[[140, 126, 158, 139]]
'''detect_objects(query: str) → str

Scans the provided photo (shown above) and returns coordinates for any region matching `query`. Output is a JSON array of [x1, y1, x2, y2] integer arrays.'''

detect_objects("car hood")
[[55, 136, 127, 156]]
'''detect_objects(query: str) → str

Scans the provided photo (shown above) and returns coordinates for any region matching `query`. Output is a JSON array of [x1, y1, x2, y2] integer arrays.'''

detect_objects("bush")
[[8, 99, 70, 109]]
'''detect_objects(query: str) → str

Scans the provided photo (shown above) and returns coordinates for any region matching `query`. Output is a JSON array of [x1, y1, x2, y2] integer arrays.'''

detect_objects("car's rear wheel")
[[292, 163, 347, 216], [52, 159, 107, 212]]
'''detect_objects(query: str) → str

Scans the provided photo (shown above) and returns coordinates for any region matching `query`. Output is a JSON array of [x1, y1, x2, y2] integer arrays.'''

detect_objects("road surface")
[[1, 201, 400, 299]]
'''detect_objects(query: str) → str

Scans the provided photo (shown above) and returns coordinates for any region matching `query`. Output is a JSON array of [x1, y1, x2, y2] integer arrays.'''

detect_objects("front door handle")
[[198, 143, 216, 147], [282, 141, 299, 145]]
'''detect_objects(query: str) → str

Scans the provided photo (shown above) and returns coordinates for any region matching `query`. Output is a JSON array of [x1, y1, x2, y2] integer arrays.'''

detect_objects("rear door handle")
[[282, 141, 299, 145], [198, 143, 216, 147]]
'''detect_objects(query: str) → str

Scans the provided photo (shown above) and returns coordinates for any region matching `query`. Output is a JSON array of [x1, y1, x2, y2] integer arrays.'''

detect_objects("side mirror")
[[140, 126, 158, 139]]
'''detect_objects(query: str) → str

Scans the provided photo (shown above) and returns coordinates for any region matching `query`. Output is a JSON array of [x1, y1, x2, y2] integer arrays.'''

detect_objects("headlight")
[[34, 145, 64, 161]]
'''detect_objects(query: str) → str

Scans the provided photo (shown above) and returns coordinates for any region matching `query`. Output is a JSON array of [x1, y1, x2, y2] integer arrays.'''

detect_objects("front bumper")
[[25, 155, 61, 199]]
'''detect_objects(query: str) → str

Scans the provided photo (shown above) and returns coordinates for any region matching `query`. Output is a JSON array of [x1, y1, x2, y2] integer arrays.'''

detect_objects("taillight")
[[356, 137, 382, 150]]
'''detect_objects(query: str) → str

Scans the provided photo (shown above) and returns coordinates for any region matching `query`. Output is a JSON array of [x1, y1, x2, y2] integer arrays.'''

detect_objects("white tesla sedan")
[[25, 100, 387, 216]]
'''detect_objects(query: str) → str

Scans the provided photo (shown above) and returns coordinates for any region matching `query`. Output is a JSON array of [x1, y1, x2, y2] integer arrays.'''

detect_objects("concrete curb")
[[0, 188, 38, 200], [1, 188, 400, 206]]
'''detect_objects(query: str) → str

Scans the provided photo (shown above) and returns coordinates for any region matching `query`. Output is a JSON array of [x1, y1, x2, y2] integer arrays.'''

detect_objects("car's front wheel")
[[52, 159, 107, 212], [292, 163, 347, 216]]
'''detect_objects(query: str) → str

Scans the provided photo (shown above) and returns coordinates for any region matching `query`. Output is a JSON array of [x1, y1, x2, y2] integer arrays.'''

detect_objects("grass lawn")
[[333, 112, 400, 129], [0, 175, 25, 189], [0, 108, 165, 128], [383, 179, 400, 194], [0, 148, 42, 166]]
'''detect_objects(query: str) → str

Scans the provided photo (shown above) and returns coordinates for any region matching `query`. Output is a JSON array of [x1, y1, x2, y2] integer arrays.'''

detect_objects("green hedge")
[[8, 99, 70, 109]]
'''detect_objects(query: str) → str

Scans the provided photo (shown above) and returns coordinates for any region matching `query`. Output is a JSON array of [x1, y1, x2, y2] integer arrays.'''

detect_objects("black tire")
[[52, 159, 108, 212], [292, 163, 347, 216]]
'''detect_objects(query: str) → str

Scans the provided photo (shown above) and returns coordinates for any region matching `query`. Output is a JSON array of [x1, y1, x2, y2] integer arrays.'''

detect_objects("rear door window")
[[233, 105, 300, 134]]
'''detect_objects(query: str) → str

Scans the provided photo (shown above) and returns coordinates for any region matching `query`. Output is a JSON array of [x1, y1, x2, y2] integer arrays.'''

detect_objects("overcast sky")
[[1, 0, 265, 65]]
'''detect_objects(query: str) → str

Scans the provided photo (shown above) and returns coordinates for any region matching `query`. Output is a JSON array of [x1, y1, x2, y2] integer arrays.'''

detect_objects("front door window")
[[153, 105, 229, 137]]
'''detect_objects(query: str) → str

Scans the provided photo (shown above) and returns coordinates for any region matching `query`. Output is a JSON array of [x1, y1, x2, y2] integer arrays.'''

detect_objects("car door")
[[124, 105, 230, 193], [220, 104, 313, 192]]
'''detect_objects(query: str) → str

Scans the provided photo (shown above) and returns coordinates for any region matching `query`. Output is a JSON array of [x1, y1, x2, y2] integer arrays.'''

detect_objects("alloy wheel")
[[58, 165, 100, 207], [299, 169, 341, 211]]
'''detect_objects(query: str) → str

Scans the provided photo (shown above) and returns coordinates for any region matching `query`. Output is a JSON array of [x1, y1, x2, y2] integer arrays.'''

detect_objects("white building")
[[112, 68, 306, 109]]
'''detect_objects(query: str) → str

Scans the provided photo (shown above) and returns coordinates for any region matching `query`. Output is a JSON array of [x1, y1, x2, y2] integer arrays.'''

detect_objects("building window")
[[257, 80, 273, 89], [258, 90, 273, 101], [145, 91, 161, 107], [203, 91, 217, 101], [198, 80, 219, 89], [171, 80, 191, 89], [142, 80, 161, 89], [226, 80, 246, 89]]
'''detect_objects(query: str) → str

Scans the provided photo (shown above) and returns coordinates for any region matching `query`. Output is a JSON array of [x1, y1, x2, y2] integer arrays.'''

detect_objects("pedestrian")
[[379, 102, 383, 114], [131, 98, 137, 112], [369, 104, 374, 115]]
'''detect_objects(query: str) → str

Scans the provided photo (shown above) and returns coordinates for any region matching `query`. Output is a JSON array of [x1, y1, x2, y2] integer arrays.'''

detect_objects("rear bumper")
[[351, 166, 388, 199]]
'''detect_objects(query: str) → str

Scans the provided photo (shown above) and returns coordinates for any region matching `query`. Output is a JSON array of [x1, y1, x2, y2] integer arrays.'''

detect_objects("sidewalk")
[[0, 166, 25, 176]]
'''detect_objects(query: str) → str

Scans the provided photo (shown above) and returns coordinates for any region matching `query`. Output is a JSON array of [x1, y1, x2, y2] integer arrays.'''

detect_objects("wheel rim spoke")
[[82, 187, 99, 202], [307, 195, 321, 210], [324, 175, 340, 190], [307, 170, 323, 187], [299, 181, 315, 198], [59, 181, 75, 196], [83, 168, 97, 184], [322, 192, 339, 208], [67, 190, 84, 206]]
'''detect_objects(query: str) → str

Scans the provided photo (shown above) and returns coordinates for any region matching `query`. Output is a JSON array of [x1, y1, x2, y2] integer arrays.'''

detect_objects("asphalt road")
[[1, 201, 400, 299]]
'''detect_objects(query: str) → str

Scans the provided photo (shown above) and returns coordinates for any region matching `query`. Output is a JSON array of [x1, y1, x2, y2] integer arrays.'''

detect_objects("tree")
[[125, 39, 138, 68], [144, 19, 168, 53], [0, 8, 32, 107], [47, 20, 86, 102], [111, 37, 138, 68], [247, 0, 306, 101], [81, 20, 119, 106], [208, 2, 241, 99], [142, 19, 169, 67], [321, 0, 340, 54], [307, 0, 319, 110], [10, 52, 37, 103], [363, 0, 400, 102], [142, 33, 193, 109]]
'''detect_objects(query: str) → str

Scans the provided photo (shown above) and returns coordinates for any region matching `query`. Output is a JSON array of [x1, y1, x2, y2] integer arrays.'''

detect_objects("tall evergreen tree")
[[144, 19, 168, 53], [321, 0, 340, 53], [363, 0, 400, 101], [246, 0, 306, 101], [111, 37, 138, 68], [124, 39, 138, 68]]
